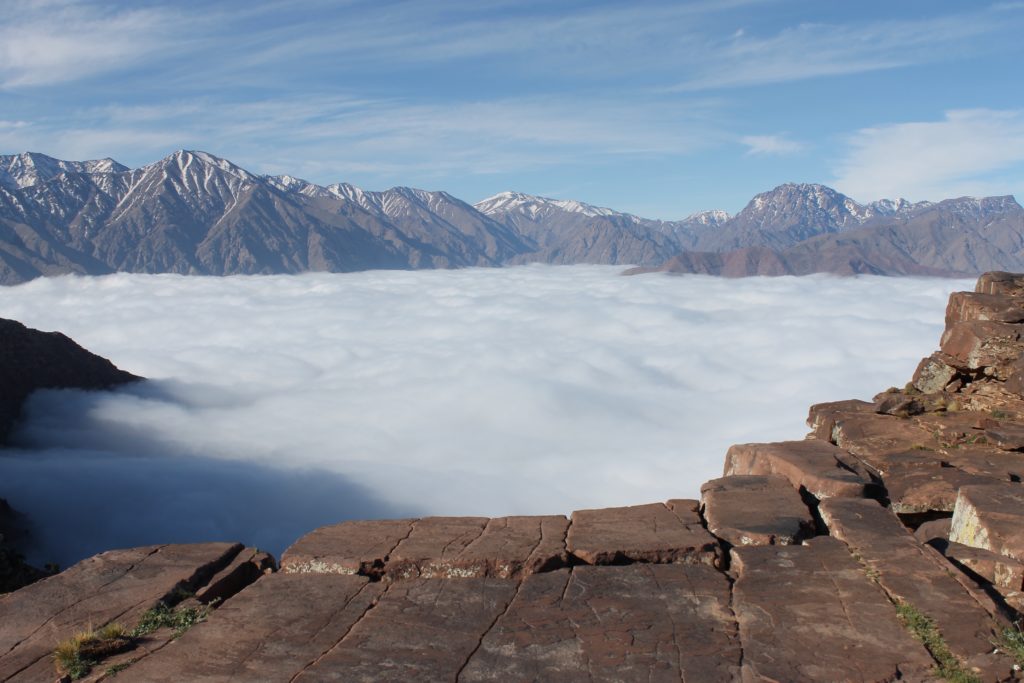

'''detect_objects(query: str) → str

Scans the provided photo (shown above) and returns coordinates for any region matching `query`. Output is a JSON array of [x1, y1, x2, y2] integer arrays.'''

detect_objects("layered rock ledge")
[[6, 275, 1024, 680]]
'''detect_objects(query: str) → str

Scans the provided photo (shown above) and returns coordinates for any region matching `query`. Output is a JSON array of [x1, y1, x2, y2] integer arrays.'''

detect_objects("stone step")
[[731, 536, 934, 682], [723, 440, 875, 500], [459, 564, 740, 682], [566, 502, 720, 566], [700, 474, 815, 547], [819, 497, 1015, 680]]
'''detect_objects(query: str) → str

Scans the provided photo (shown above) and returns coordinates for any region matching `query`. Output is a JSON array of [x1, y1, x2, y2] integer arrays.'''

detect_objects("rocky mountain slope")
[[5, 273, 1024, 679], [1, 150, 1023, 283]]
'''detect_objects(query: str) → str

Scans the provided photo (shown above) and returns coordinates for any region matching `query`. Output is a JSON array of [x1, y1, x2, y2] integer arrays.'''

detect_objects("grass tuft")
[[895, 602, 981, 683], [53, 624, 132, 679]]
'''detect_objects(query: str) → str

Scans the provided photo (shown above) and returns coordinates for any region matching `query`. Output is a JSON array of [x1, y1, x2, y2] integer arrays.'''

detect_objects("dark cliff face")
[[0, 317, 140, 444]]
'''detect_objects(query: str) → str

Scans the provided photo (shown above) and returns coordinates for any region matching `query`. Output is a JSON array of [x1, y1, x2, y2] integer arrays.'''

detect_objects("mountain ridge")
[[0, 149, 1021, 284]]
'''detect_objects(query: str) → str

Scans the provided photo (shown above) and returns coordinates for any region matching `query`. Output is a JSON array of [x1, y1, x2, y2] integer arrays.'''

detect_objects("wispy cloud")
[[831, 109, 1024, 201], [665, 13, 1011, 91], [741, 134, 804, 156], [0, 0, 188, 88], [0, 94, 725, 183]]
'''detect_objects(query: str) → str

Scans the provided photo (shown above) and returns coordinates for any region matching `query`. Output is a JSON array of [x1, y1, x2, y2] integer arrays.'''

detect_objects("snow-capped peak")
[[475, 191, 624, 219]]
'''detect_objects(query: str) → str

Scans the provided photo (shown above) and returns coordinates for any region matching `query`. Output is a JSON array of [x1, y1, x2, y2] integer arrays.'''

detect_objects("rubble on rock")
[[6, 272, 1024, 681]]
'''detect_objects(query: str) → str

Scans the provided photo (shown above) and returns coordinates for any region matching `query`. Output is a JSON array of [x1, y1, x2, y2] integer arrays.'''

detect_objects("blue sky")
[[1, 0, 1023, 218]]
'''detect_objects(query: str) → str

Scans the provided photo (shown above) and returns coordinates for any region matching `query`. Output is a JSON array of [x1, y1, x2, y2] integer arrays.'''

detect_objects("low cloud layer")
[[0, 267, 970, 567]]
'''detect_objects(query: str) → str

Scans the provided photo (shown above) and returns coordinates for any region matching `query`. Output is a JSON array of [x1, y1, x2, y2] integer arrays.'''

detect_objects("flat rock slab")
[[723, 440, 874, 500], [0, 542, 243, 682], [280, 519, 414, 575], [731, 537, 934, 682], [566, 503, 719, 566], [700, 474, 814, 546], [294, 577, 518, 681], [819, 497, 1015, 679], [460, 564, 740, 682], [118, 573, 383, 682], [950, 484, 1024, 562]]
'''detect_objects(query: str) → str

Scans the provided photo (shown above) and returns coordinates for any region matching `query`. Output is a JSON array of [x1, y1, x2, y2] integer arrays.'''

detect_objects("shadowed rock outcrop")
[[10, 272, 1024, 680], [0, 317, 139, 444]]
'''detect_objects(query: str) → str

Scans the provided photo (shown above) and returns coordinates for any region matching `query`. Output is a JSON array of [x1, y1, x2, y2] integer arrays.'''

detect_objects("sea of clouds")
[[0, 266, 972, 567]]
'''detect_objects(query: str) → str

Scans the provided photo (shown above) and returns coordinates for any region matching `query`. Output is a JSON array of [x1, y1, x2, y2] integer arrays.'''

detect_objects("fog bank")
[[0, 267, 971, 566]]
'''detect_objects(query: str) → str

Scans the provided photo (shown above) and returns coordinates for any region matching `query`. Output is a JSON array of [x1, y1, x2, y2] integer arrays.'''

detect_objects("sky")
[[0, 267, 969, 566], [1, 1, 1023, 218]]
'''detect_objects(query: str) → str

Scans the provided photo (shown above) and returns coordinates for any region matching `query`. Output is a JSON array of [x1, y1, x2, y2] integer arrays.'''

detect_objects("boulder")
[[723, 440, 875, 500], [912, 353, 960, 394], [950, 484, 1024, 562], [699, 474, 814, 546], [566, 503, 719, 566], [913, 517, 952, 543], [731, 537, 934, 682], [460, 564, 741, 682]]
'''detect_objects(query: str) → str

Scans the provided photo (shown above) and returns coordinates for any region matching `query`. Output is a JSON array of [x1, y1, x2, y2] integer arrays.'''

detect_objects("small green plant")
[[896, 602, 981, 683], [105, 660, 135, 677], [992, 409, 1011, 419], [53, 624, 131, 680], [994, 622, 1024, 667], [132, 601, 213, 639]]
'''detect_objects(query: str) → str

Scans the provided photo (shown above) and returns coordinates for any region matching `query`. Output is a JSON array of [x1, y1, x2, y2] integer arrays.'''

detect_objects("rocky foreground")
[[6, 274, 1024, 681]]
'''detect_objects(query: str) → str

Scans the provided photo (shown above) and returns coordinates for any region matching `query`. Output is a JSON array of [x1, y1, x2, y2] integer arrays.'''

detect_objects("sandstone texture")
[[7, 272, 1024, 681]]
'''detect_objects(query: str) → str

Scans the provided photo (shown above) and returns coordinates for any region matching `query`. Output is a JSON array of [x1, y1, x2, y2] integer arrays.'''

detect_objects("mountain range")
[[0, 150, 1022, 284]]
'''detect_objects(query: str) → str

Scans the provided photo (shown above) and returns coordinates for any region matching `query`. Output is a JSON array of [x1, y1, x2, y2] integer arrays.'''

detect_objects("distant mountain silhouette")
[[1, 150, 1021, 283]]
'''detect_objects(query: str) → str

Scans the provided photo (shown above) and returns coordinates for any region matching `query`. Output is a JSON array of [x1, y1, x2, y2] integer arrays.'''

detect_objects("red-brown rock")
[[118, 573, 384, 682], [566, 503, 720, 566], [459, 564, 741, 682], [950, 484, 1024, 563], [0, 543, 245, 682], [700, 474, 814, 546], [975, 271, 1024, 297], [294, 577, 518, 681], [280, 519, 414, 576], [946, 291, 1024, 326], [723, 440, 875, 499], [819, 497, 1015, 679], [731, 536, 934, 682]]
